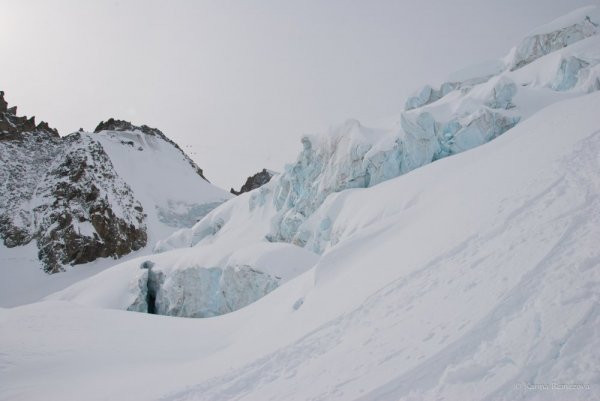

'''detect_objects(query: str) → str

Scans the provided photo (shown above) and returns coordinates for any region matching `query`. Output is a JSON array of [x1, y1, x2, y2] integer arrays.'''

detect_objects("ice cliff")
[[48, 241, 318, 317]]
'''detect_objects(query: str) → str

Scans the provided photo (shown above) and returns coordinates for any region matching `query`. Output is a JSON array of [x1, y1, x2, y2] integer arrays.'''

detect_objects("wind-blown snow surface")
[[2, 88, 600, 401]]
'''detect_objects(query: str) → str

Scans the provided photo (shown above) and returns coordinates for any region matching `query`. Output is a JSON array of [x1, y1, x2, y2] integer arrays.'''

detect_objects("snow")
[[1, 90, 599, 400]]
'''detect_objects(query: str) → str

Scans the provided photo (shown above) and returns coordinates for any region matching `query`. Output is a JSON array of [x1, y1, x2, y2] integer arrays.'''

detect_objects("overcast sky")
[[0, 0, 595, 189]]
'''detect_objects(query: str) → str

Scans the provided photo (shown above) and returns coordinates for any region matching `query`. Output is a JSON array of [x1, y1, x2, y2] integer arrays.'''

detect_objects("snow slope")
[[1, 80, 599, 401], [91, 124, 232, 245]]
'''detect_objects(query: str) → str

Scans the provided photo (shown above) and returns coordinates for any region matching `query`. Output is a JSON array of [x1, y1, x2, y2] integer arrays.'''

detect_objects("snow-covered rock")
[[0, 102, 230, 273], [230, 168, 276, 195]]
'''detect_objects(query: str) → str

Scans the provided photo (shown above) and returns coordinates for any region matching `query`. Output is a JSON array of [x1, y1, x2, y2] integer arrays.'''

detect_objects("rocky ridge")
[[0, 93, 225, 273], [0, 93, 146, 273]]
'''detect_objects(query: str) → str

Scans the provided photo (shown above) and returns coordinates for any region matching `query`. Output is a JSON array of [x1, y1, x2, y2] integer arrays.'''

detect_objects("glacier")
[[46, 5, 600, 320]]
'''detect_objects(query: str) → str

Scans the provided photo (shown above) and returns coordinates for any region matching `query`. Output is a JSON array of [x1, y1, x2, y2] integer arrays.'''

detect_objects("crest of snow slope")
[[1, 90, 599, 401], [157, 5, 600, 256]]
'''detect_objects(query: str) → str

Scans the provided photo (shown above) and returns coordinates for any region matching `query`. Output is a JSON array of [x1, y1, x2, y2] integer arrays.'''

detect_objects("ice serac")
[[128, 264, 279, 318], [50, 241, 318, 317], [161, 6, 600, 258], [0, 97, 230, 273], [508, 6, 600, 71]]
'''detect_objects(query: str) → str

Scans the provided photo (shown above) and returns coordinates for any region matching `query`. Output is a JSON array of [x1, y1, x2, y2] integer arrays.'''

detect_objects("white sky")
[[0, 0, 595, 189]]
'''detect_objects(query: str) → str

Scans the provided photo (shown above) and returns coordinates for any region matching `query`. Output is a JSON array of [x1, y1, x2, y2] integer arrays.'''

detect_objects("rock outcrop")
[[230, 168, 274, 195], [0, 91, 59, 141], [0, 93, 146, 273]]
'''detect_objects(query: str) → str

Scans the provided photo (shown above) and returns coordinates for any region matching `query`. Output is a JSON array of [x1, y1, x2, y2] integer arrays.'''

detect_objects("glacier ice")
[[128, 263, 279, 318], [508, 6, 599, 70], [404, 82, 460, 110], [52, 240, 318, 318]]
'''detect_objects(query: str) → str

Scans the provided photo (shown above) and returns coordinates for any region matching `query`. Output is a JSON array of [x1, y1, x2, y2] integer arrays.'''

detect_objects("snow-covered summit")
[[91, 119, 232, 244], [94, 118, 209, 181]]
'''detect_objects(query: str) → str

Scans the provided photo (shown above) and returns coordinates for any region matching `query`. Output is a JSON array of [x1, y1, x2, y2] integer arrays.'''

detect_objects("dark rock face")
[[0, 91, 59, 141], [35, 134, 147, 272], [230, 169, 274, 195], [94, 118, 208, 181], [0, 93, 147, 273]]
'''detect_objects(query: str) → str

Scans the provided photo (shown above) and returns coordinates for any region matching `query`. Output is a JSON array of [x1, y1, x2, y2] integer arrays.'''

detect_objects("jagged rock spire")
[[0, 91, 7, 113], [0, 90, 59, 140]]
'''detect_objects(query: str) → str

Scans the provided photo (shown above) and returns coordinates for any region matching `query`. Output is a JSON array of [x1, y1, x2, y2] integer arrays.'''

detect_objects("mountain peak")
[[94, 118, 163, 137], [94, 118, 208, 181]]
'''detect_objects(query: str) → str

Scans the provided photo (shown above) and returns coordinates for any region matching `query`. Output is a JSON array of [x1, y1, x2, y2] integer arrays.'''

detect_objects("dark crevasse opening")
[[147, 283, 157, 314], [146, 269, 164, 315], [139, 260, 162, 315]]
